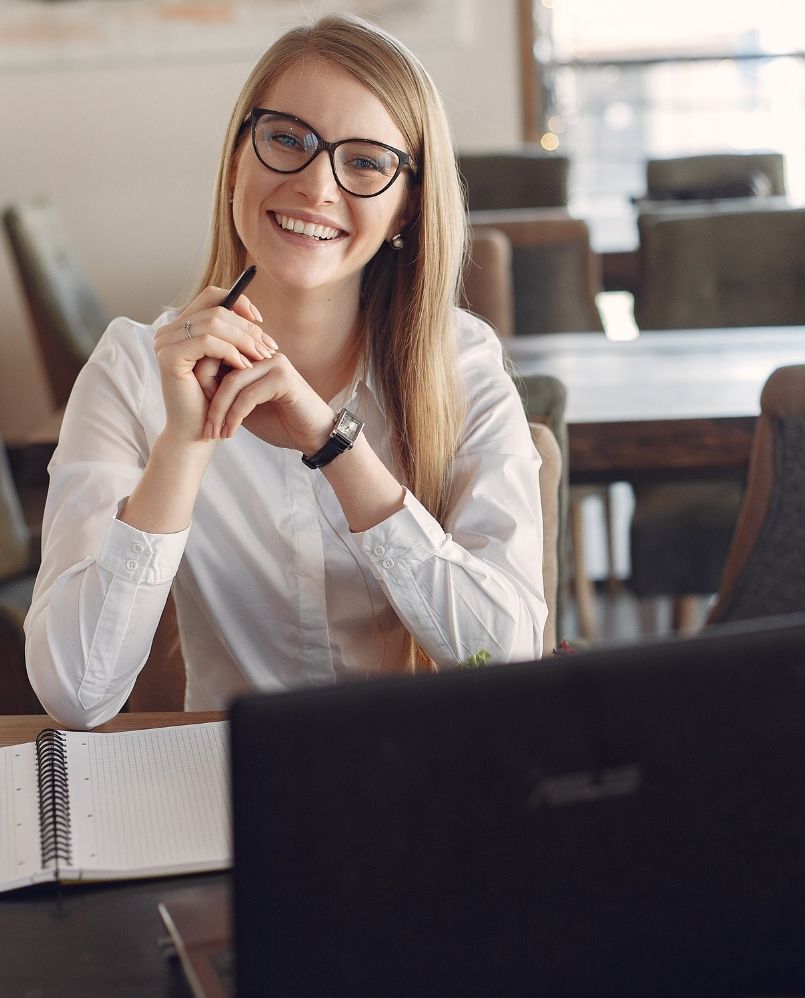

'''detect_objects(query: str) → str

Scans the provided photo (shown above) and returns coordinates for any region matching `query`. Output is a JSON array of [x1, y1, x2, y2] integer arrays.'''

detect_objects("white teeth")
[[275, 213, 340, 241]]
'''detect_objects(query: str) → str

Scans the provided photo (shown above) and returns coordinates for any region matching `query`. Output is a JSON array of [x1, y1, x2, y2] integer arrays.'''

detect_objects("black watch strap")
[[301, 408, 364, 470]]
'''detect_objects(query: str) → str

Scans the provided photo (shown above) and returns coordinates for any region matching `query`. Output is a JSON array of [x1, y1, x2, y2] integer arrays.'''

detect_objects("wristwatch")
[[301, 408, 365, 470]]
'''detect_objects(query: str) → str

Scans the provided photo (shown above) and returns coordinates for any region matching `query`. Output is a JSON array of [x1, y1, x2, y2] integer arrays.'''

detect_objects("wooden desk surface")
[[507, 326, 805, 484], [0, 710, 225, 747]]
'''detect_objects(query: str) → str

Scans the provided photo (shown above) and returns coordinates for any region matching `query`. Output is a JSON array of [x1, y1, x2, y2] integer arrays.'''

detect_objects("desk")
[[0, 711, 227, 997], [506, 326, 805, 484]]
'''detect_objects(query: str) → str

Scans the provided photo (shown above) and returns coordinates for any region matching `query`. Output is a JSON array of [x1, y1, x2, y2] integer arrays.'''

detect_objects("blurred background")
[[2, 0, 804, 649], [2, 0, 803, 439]]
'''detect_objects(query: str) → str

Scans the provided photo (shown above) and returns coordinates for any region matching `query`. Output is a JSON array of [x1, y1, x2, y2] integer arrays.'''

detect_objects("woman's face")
[[230, 57, 414, 301]]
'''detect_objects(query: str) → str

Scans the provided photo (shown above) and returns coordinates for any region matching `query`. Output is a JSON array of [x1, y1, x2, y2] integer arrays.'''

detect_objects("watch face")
[[334, 409, 363, 444]]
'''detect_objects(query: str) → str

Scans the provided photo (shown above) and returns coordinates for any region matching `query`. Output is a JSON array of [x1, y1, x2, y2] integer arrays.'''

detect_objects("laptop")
[[181, 615, 805, 997]]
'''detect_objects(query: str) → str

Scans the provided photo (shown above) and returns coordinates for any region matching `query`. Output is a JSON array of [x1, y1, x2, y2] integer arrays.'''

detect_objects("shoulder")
[[62, 309, 176, 433], [450, 308, 532, 453], [82, 309, 177, 388], [452, 307, 507, 372], [451, 306, 513, 401], [94, 309, 177, 363]]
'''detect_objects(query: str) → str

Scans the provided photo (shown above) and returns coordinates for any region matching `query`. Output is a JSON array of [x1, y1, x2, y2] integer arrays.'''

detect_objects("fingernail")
[[240, 354, 253, 368], [250, 303, 263, 322], [203, 420, 213, 441], [262, 332, 278, 350], [257, 344, 273, 359]]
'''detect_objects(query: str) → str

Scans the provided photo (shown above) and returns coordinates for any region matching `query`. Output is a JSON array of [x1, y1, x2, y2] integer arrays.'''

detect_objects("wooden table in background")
[[506, 326, 805, 484], [0, 709, 225, 747]]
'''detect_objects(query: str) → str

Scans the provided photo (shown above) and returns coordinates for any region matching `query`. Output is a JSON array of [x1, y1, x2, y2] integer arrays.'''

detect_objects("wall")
[[0, 0, 521, 440]]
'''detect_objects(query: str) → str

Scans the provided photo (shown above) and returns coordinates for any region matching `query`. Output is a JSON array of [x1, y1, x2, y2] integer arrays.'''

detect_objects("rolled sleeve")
[[99, 516, 188, 586]]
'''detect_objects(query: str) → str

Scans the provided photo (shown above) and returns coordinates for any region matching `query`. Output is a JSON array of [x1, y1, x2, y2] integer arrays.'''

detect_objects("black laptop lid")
[[231, 616, 805, 998]]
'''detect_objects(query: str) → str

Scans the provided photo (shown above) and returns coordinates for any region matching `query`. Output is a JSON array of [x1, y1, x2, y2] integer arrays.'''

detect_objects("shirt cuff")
[[98, 515, 190, 585], [357, 489, 446, 579]]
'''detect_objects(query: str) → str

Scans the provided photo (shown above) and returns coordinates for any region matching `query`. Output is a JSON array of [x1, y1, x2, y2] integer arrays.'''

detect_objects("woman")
[[25, 14, 547, 728]]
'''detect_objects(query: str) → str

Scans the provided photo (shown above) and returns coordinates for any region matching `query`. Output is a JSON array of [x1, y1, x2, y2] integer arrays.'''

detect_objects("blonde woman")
[[25, 14, 547, 728]]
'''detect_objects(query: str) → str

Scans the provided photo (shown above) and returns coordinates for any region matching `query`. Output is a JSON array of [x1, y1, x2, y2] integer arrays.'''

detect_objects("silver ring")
[[184, 319, 193, 339]]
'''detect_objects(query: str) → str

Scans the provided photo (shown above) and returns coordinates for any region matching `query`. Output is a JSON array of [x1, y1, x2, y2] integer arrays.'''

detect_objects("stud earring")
[[390, 232, 404, 250]]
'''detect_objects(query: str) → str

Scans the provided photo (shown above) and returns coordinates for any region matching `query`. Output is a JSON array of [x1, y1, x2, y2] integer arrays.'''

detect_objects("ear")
[[386, 185, 418, 241]]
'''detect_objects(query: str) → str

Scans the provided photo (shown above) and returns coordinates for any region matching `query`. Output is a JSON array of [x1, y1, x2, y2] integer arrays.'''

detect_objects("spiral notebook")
[[0, 721, 230, 894]]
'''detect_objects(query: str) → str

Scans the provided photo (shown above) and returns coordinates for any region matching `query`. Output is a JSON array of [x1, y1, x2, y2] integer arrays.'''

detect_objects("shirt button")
[[125, 559, 138, 571], [373, 544, 386, 557], [131, 543, 144, 554], [382, 558, 394, 569]]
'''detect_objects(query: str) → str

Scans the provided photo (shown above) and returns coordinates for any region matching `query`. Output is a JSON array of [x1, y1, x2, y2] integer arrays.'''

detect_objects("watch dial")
[[341, 413, 359, 435]]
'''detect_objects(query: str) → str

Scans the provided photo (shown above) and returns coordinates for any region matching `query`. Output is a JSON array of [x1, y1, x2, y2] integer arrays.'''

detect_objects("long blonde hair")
[[195, 15, 467, 670]]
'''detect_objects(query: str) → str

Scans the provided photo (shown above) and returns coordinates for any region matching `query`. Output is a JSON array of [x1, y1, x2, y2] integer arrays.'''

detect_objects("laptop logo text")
[[526, 764, 643, 809]]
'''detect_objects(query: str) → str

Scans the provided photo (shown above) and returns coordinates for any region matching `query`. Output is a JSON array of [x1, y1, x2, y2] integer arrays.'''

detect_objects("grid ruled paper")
[[64, 721, 231, 878]]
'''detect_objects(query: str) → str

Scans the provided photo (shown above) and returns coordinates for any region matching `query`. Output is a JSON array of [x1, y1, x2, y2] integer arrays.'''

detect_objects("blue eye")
[[351, 155, 382, 173], [266, 130, 305, 152]]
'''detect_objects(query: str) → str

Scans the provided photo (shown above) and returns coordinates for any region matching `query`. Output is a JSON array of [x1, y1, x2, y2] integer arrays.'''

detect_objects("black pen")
[[214, 265, 260, 382], [221, 265, 257, 309]]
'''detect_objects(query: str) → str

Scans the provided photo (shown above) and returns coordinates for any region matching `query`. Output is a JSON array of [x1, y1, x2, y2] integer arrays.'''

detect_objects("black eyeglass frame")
[[246, 108, 418, 199]]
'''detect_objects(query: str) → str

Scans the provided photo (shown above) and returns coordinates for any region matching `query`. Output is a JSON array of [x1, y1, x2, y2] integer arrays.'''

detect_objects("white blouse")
[[25, 307, 547, 728]]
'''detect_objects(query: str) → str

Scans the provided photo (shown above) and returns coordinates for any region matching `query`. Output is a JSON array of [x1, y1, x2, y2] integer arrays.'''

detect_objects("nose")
[[291, 150, 340, 204]]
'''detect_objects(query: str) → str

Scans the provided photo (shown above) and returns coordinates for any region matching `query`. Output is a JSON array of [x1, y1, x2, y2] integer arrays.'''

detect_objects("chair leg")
[[671, 595, 702, 634], [601, 486, 621, 592], [570, 497, 597, 640]]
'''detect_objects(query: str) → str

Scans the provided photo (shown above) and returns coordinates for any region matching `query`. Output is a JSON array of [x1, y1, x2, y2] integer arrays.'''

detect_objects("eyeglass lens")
[[253, 113, 403, 196]]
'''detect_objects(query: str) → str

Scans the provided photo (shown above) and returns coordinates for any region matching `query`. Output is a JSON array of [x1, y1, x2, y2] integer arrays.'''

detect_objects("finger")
[[158, 312, 274, 368], [185, 306, 277, 362], [157, 330, 255, 377], [206, 361, 282, 439], [228, 293, 263, 325], [212, 304, 278, 356], [194, 356, 222, 402]]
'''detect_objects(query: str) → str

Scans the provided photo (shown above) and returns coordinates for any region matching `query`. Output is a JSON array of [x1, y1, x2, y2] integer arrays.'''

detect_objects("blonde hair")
[[195, 14, 468, 671]]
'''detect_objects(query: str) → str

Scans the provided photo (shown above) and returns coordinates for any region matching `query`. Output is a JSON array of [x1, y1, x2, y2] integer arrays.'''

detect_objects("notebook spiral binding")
[[35, 729, 72, 868]]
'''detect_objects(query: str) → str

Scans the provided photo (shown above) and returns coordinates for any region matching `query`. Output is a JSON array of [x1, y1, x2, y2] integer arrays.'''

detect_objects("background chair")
[[0, 434, 42, 713], [707, 365, 805, 626], [461, 226, 514, 338], [461, 223, 607, 639], [642, 151, 786, 204], [469, 210, 604, 335], [3, 196, 109, 409], [634, 204, 805, 330], [524, 378, 568, 641], [529, 421, 562, 653], [629, 205, 805, 629], [458, 149, 570, 212]]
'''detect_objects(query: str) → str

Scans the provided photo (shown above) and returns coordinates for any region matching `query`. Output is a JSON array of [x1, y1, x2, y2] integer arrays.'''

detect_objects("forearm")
[[321, 433, 405, 532], [118, 432, 213, 534], [346, 487, 547, 666], [26, 524, 182, 729]]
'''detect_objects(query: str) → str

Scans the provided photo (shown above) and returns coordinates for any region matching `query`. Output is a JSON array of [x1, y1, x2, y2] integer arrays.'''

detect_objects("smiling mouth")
[[273, 212, 343, 241]]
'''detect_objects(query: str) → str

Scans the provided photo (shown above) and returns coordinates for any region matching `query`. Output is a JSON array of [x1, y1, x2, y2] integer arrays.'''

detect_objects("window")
[[527, 0, 805, 246]]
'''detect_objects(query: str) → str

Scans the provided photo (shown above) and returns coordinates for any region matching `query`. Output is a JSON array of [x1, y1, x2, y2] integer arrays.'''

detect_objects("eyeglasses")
[[247, 108, 417, 198]]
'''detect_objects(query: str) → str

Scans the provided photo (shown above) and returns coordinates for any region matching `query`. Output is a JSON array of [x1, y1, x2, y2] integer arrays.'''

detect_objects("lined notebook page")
[[64, 721, 231, 878], [0, 742, 49, 891]]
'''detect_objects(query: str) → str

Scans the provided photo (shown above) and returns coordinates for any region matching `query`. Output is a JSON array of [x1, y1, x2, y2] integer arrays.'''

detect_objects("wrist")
[[153, 430, 216, 477], [301, 408, 365, 470]]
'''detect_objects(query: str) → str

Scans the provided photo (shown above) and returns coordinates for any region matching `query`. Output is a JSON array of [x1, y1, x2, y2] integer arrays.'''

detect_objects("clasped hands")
[[154, 284, 336, 457]]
